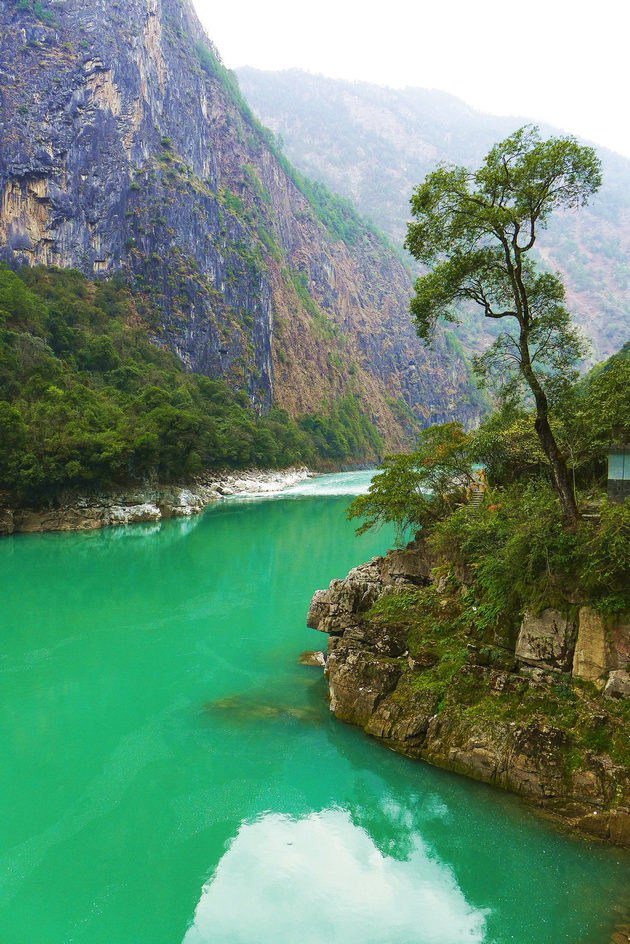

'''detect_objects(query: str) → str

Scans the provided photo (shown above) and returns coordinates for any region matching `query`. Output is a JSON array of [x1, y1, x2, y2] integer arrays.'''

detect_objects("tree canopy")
[[404, 125, 602, 526]]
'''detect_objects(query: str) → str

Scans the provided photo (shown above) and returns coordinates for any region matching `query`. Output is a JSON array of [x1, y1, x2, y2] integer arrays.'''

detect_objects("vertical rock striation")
[[0, 0, 483, 446]]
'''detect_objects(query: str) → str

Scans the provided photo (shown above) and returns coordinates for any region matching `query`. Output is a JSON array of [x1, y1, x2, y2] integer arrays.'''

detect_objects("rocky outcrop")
[[572, 606, 617, 685], [307, 542, 630, 847], [0, 465, 309, 535], [515, 608, 577, 672], [0, 0, 483, 448], [605, 671, 630, 700]]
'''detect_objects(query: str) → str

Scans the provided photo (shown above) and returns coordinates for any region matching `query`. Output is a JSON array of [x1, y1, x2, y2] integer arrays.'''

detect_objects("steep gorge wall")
[[0, 0, 482, 447]]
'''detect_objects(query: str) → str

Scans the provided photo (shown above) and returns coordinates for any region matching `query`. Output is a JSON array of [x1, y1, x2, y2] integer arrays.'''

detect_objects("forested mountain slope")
[[238, 68, 630, 360], [0, 0, 483, 454]]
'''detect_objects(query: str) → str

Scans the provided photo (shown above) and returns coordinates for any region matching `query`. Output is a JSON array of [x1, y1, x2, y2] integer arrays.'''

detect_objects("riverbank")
[[307, 537, 630, 851], [0, 466, 311, 536]]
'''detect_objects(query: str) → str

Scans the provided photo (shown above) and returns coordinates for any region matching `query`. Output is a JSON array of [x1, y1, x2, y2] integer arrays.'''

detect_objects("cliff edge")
[[307, 539, 630, 848]]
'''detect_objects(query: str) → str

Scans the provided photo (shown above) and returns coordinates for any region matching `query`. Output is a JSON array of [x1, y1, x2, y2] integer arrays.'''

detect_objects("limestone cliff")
[[307, 540, 630, 848], [0, 0, 483, 447]]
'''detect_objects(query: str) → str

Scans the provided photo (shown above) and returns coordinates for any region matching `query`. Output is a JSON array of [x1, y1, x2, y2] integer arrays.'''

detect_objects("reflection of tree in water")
[[315, 701, 630, 942], [197, 674, 626, 943], [348, 789, 417, 862]]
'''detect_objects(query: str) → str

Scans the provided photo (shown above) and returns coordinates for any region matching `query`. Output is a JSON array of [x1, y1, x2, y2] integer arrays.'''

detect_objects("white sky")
[[193, 0, 630, 159]]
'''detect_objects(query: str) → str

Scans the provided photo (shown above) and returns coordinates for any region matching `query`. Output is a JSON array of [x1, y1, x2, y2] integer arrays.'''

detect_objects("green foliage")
[[350, 367, 630, 619], [468, 402, 548, 484], [358, 463, 630, 624], [581, 501, 630, 615], [194, 41, 252, 121], [347, 423, 472, 542], [11, 0, 55, 22], [431, 480, 581, 618], [470, 343, 630, 490], [295, 176, 374, 247], [574, 342, 630, 457], [0, 266, 378, 500], [405, 125, 599, 384], [288, 270, 336, 338], [298, 394, 382, 463], [405, 126, 602, 524]]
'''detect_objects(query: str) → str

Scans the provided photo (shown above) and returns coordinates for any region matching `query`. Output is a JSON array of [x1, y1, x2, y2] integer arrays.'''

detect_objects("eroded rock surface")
[[0, 0, 483, 447], [572, 606, 616, 685], [0, 466, 309, 535], [515, 608, 577, 672], [307, 540, 630, 847], [605, 671, 630, 700]]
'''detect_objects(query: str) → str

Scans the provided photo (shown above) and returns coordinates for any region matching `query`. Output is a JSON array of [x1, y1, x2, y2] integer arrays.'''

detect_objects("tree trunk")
[[534, 410, 580, 528], [519, 335, 580, 527]]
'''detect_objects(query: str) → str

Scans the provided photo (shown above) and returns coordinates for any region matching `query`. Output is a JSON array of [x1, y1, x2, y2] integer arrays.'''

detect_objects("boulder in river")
[[298, 650, 326, 667]]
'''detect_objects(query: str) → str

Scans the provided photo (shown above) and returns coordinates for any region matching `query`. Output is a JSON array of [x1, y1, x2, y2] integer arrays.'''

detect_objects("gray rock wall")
[[0, 0, 483, 444]]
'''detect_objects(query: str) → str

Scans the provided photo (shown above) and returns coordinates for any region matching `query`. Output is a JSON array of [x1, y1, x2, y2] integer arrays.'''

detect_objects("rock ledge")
[[307, 537, 630, 848], [0, 466, 310, 536]]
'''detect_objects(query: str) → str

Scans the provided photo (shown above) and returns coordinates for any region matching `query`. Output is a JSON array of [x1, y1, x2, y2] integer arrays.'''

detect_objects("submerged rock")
[[298, 650, 326, 667], [203, 695, 321, 726]]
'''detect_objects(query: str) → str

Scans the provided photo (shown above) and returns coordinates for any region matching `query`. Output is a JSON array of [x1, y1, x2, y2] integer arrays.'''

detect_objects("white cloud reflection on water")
[[182, 809, 488, 944]]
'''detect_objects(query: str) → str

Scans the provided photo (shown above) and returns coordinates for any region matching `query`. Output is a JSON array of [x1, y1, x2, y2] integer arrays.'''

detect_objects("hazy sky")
[[193, 0, 630, 159]]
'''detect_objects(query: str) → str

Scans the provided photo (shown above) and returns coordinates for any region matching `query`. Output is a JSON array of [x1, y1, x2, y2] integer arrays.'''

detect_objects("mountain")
[[0, 0, 483, 455], [237, 68, 630, 361]]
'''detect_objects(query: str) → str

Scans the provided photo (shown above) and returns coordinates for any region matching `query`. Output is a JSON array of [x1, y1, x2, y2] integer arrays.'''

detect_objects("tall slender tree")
[[405, 126, 602, 527]]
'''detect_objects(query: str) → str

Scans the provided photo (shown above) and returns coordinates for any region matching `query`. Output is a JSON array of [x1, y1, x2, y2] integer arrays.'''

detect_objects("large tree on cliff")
[[404, 125, 601, 527]]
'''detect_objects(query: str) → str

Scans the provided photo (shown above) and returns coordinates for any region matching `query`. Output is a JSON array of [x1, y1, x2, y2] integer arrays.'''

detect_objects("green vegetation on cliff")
[[368, 583, 630, 770], [350, 128, 630, 621], [0, 266, 380, 500], [350, 363, 630, 624], [194, 40, 382, 251]]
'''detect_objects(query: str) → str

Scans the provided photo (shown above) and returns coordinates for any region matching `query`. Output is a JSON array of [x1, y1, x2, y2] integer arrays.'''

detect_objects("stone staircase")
[[468, 488, 484, 507]]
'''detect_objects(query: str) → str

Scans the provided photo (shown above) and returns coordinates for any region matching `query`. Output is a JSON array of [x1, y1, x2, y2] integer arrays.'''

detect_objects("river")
[[1, 471, 628, 943]]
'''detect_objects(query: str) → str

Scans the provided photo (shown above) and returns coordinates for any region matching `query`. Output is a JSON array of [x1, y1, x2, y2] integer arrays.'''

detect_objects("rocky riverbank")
[[307, 537, 630, 849], [0, 466, 310, 537]]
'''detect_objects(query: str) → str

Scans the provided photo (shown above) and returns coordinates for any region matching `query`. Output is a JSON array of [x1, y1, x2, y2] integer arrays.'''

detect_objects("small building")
[[608, 444, 630, 503]]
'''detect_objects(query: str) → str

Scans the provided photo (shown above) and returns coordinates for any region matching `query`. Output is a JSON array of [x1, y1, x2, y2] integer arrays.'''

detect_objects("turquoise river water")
[[1, 471, 629, 943]]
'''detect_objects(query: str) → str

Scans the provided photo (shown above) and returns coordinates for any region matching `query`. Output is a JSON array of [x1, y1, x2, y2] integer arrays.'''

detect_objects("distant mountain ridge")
[[238, 68, 630, 361]]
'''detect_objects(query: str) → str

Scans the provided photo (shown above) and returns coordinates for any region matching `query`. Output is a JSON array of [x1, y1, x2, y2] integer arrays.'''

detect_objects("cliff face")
[[0, 0, 482, 446], [238, 68, 630, 361], [307, 541, 630, 848]]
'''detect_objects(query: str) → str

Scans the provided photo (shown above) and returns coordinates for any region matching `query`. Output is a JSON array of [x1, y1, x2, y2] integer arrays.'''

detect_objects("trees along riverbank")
[[0, 265, 382, 508]]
